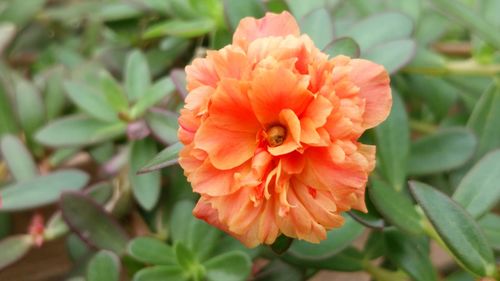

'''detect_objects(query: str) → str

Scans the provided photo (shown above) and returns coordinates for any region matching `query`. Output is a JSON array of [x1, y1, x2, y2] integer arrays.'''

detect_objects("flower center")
[[266, 125, 286, 147]]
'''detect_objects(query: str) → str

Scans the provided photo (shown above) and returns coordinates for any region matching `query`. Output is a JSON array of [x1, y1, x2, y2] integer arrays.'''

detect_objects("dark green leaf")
[[0, 134, 38, 181], [223, 0, 265, 31], [0, 170, 88, 211], [44, 68, 66, 120], [323, 37, 360, 58], [270, 235, 294, 255], [133, 265, 188, 281], [204, 251, 252, 281], [0, 69, 17, 136], [286, 0, 325, 19], [0, 235, 32, 270], [144, 19, 216, 39], [129, 139, 161, 210], [139, 142, 182, 174], [64, 81, 118, 122], [254, 259, 303, 281], [364, 39, 416, 74], [409, 181, 497, 277], [87, 250, 121, 281], [125, 50, 151, 102], [299, 8, 333, 49], [127, 237, 176, 265]]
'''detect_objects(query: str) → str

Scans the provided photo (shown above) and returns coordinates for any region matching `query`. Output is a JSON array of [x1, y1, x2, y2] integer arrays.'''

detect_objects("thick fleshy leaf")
[[204, 251, 252, 281], [130, 78, 175, 119], [223, 0, 265, 31], [138, 142, 182, 174], [364, 39, 416, 74], [408, 129, 476, 176], [0, 235, 33, 270], [14, 77, 45, 138], [60, 192, 129, 255], [64, 81, 118, 122], [409, 181, 497, 277], [323, 37, 360, 58], [146, 110, 179, 145], [125, 50, 151, 102], [0, 170, 88, 211], [254, 259, 303, 281], [87, 250, 121, 281], [175, 242, 198, 271], [127, 237, 176, 265], [374, 90, 409, 191], [369, 179, 423, 235], [284, 246, 365, 271], [129, 139, 161, 211], [299, 8, 333, 49], [385, 229, 437, 281], [287, 215, 363, 261], [452, 150, 500, 219], [144, 19, 216, 39], [36, 115, 126, 147], [478, 213, 500, 251], [0, 134, 38, 181], [133, 265, 188, 281]]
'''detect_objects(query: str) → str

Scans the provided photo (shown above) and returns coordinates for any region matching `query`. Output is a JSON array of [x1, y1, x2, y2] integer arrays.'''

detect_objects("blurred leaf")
[[98, 70, 128, 113], [175, 242, 197, 271], [0, 0, 45, 26], [36, 115, 126, 147], [44, 68, 67, 120], [146, 110, 179, 146], [364, 39, 416, 74], [133, 265, 188, 281], [44, 212, 68, 240], [467, 82, 500, 158], [270, 235, 294, 255], [125, 50, 151, 102], [66, 234, 90, 262], [409, 181, 497, 277], [94, 2, 142, 21], [299, 8, 333, 49], [139, 142, 182, 174], [431, 0, 500, 49], [0, 235, 32, 270], [0, 23, 16, 55], [286, 0, 325, 19], [0, 170, 88, 212], [223, 0, 265, 31], [453, 150, 500, 219], [61, 192, 129, 255], [87, 250, 121, 281], [415, 12, 448, 46], [127, 237, 176, 265], [129, 139, 161, 211], [341, 12, 413, 52], [0, 214, 10, 239], [408, 129, 477, 176], [169, 200, 194, 244], [170, 69, 188, 99], [0, 70, 17, 136], [187, 219, 221, 262], [478, 213, 500, 251], [284, 246, 365, 271], [369, 179, 423, 235], [204, 251, 252, 281], [64, 80, 118, 123], [288, 215, 363, 261], [385, 229, 437, 281], [445, 270, 475, 281], [14, 77, 45, 139], [130, 78, 175, 119], [144, 19, 215, 39], [363, 231, 385, 260], [0, 134, 37, 181], [384, 0, 421, 21], [265, 0, 289, 13], [254, 259, 303, 281], [323, 37, 360, 58], [374, 90, 409, 191]]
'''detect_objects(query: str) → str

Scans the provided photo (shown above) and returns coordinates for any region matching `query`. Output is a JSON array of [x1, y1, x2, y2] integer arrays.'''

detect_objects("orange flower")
[[178, 12, 391, 247]]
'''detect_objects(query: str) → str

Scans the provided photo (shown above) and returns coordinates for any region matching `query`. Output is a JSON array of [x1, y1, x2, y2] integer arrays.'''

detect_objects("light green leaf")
[[125, 50, 151, 102], [286, 0, 325, 19], [0, 170, 88, 212], [323, 37, 360, 58], [44, 68, 66, 120], [64, 81, 118, 122], [299, 8, 333, 49], [144, 19, 215, 39], [61, 192, 129, 255], [87, 250, 120, 281], [98, 70, 128, 113], [133, 266, 188, 281], [130, 78, 175, 119], [204, 251, 252, 281], [254, 259, 303, 281], [0, 23, 16, 55], [15, 77, 45, 138], [0, 0, 46, 26], [36, 115, 126, 147], [0, 134, 38, 181], [0, 68, 17, 136], [364, 39, 416, 74], [127, 237, 176, 265], [0, 235, 32, 270], [129, 139, 161, 211], [175, 242, 197, 271], [409, 181, 497, 278], [408, 129, 477, 176], [146, 110, 179, 145], [139, 142, 182, 174], [223, 0, 265, 31], [478, 213, 500, 251], [453, 150, 500, 219]]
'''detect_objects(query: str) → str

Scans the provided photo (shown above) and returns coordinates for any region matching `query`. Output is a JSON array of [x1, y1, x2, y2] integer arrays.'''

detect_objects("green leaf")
[[127, 237, 176, 265], [129, 139, 161, 211], [374, 90, 409, 191], [139, 142, 182, 174], [408, 128, 477, 176], [66, 234, 90, 262], [98, 70, 128, 113], [467, 82, 500, 158], [61, 192, 129, 255], [0, 214, 10, 239], [284, 246, 365, 271], [0, 134, 38, 181], [0, 235, 33, 270], [143, 19, 216, 39], [0, 170, 88, 212], [146, 110, 179, 145], [125, 50, 151, 102], [223, 0, 265, 31], [287, 215, 363, 261], [64, 81, 118, 122], [415, 11, 448, 46], [169, 200, 194, 244], [204, 251, 252, 281], [431, 0, 500, 49], [254, 259, 303, 281], [133, 266, 188, 281], [270, 235, 294, 255], [478, 213, 500, 251], [385, 229, 437, 281], [44, 68, 67, 120], [452, 150, 500, 219], [323, 37, 360, 58], [130, 78, 175, 119], [87, 250, 121, 281], [0, 0, 46, 26], [36, 115, 126, 147], [409, 181, 497, 277], [299, 8, 333, 49], [364, 39, 416, 74], [0, 69, 17, 136], [175, 242, 197, 270], [369, 179, 423, 235], [14, 77, 45, 139], [0, 23, 16, 56], [286, 0, 325, 19], [187, 218, 221, 262], [341, 12, 413, 52]]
